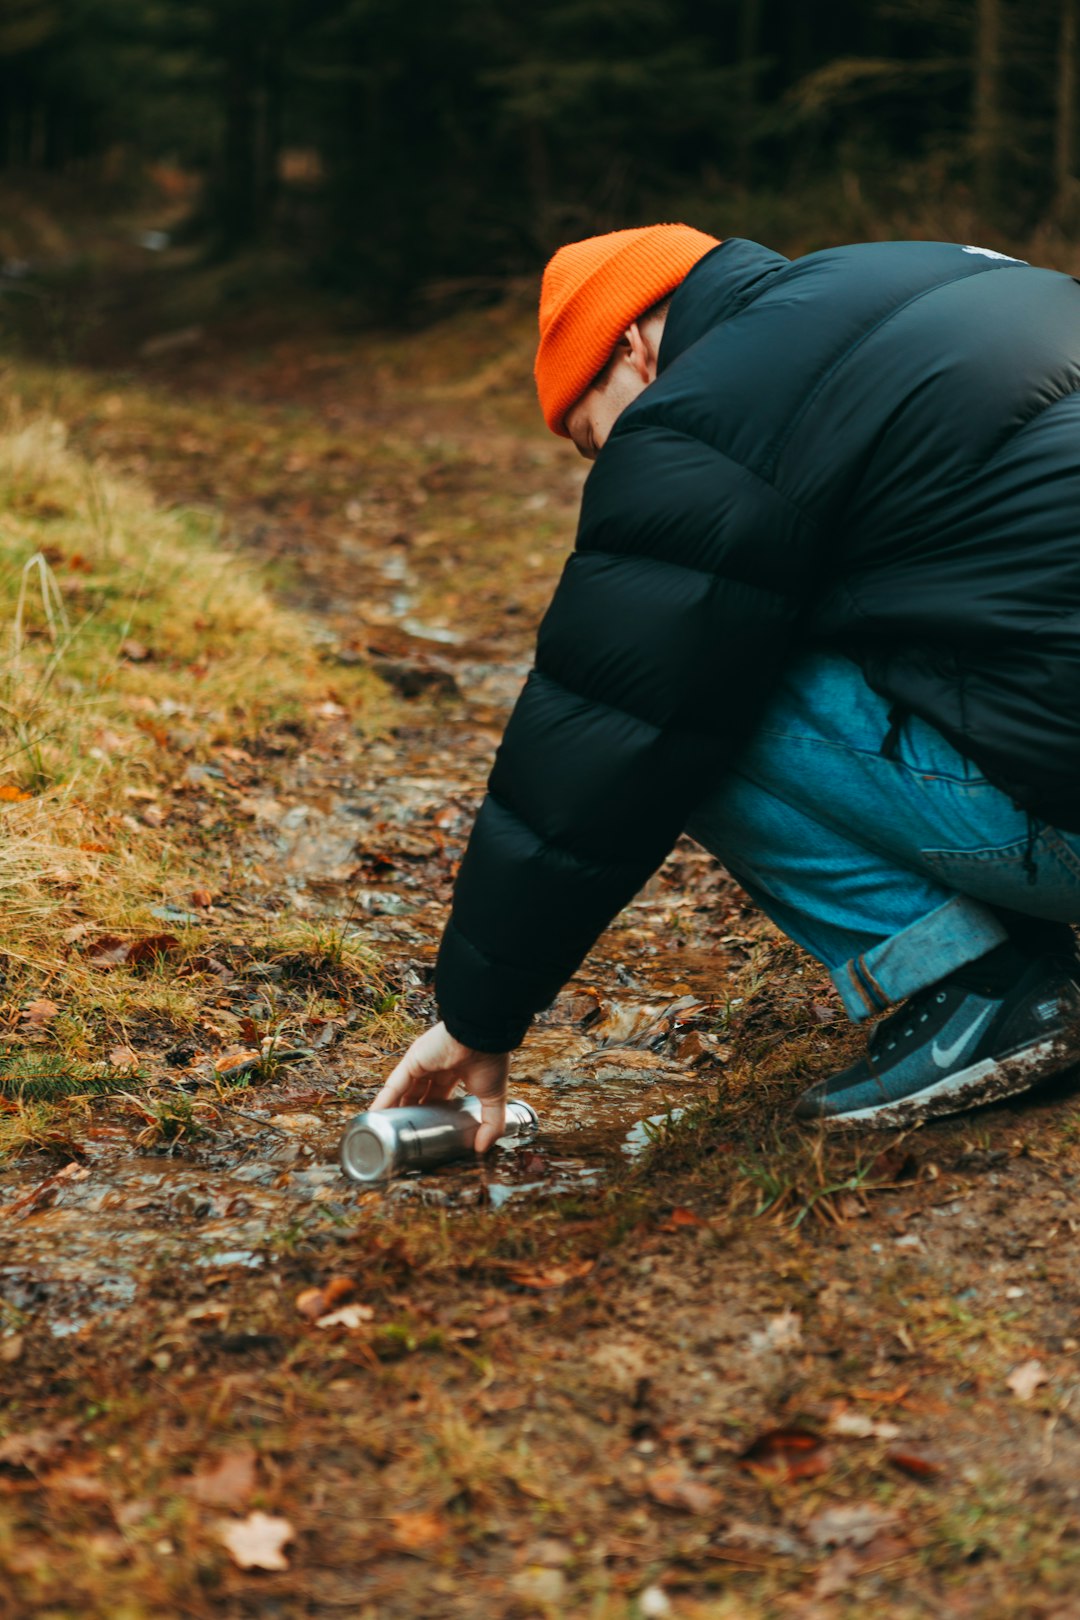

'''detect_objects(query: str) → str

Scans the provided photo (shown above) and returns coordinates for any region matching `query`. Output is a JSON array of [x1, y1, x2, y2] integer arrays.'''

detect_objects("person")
[[371, 223, 1080, 1146]]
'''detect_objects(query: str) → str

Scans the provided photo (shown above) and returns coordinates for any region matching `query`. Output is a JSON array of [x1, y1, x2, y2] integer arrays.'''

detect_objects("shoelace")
[[867, 985, 951, 1067]]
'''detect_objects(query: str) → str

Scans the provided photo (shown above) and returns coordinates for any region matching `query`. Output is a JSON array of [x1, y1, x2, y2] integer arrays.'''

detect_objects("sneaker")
[[795, 948, 1080, 1129]]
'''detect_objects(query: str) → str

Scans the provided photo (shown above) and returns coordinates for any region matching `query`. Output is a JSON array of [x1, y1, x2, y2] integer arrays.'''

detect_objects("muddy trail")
[[3, 281, 1080, 1619]]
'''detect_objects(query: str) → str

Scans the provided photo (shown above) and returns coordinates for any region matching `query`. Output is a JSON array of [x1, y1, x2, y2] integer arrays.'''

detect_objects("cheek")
[[594, 370, 643, 446]]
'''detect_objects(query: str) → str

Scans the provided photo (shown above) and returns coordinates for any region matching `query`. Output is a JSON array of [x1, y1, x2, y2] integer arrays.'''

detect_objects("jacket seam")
[[531, 663, 734, 742], [967, 376, 1080, 480], [761, 263, 1023, 481], [573, 543, 802, 601], [486, 783, 645, 877], [607, 421, 818, 530]]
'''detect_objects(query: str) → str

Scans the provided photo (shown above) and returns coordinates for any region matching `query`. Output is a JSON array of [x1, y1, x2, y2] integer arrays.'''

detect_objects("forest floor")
[[1, 229, 1080, 1620]]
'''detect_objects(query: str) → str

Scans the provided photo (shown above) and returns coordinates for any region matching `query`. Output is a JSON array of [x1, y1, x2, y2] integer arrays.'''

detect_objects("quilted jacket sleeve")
[[434, 423, 818, 1050]]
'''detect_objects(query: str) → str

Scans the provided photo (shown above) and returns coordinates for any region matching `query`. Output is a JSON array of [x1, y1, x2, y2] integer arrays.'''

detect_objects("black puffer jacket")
[[436, 237, 1080, 1051]]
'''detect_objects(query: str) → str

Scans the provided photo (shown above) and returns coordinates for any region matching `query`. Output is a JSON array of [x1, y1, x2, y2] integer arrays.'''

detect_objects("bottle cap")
[[340, 1112, 406, 1183]]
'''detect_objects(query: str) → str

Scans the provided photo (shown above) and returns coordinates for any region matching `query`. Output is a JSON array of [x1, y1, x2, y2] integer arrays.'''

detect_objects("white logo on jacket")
[[962, 245, 1025, 262]]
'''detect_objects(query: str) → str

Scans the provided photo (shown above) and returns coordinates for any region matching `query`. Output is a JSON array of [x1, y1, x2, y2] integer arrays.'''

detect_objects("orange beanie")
[[534, 223, 722, 437]]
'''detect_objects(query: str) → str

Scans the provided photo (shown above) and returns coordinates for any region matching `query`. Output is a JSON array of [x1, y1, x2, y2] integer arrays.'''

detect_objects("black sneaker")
[[795, 947, 1080, 1129]]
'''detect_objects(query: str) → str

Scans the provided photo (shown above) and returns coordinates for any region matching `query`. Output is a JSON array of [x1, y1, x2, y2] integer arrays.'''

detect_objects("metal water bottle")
[[339, 1096, 539, 1184]]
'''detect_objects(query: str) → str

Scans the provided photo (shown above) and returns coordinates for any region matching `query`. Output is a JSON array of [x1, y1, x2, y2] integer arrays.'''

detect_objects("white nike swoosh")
[[931, 1005, 995, 1069]]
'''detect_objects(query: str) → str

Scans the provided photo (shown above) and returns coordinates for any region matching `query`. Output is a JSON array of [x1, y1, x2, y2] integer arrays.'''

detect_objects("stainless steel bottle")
[[339, 1096, 539, 1184]]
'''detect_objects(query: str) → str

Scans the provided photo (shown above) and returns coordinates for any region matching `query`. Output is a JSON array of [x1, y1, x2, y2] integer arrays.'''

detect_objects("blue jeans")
[[685, 652, 1080, 1022]]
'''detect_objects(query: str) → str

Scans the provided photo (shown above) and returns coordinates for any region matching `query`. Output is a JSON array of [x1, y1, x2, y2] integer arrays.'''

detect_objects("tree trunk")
[[221, 54, 259, 248], [1056, 0, 1077, 216], [973, 0, 1002, 216], [737, 0, 762, 189]]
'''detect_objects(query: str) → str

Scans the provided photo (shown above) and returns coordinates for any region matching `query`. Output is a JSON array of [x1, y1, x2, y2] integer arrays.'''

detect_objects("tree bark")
[[973, 0, 1002, 216]]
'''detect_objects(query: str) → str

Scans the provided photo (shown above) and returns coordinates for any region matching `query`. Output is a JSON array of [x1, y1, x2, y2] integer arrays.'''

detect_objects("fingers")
[[370, 1042, 430, 1111], [473, 1093, 507, 1155]]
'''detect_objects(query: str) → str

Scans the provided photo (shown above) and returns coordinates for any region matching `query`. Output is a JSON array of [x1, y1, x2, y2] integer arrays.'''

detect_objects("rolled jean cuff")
[[831, 896, 1009, 1023]]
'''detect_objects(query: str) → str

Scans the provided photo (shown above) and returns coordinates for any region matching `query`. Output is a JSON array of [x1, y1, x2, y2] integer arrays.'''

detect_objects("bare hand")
[[370, 1022, 511, 1153]]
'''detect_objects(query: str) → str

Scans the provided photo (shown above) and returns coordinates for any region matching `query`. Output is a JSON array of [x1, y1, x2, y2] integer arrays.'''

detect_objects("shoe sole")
[[804, 1026, 1080, 1131]]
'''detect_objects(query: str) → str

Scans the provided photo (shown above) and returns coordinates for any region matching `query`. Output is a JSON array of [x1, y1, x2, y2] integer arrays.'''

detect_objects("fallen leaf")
[[502, 1258, 595, 1290], [187, 1447, 256, 1511], [887, 1449, 943, 1480], [125, 933, 180, 967], [1006, 1359, 1049, 1401], [645, 1463, 720, 1516], [661, 1206, 705, 1229], [43, 1465, 110, 1501], [0, 1424, 76, 1471], [191, 888, 214, 909], [316, 1304, 374, 1330], [214, 1047, 261, 1074], [0, 784, 32, 802], [108, 1046, 139, 1072], [473, 1304, 512, 1330], [295, 1287, 327, 1321], [868, 1145, 918, 1183], [804, 1502, 901, 1549], [296, 1276, 357, 1320], [87, 933, 179, 970], [120, 638, 150, 662], [218, 1511, 293, 1572], [739, 1427, 828, 1481], [0, 1335, 24, 1364], [826, 1410, 902, 1441], [22, 999, 60, 1028], [390, 1509, 448, 1548], [812, 1546, 862, 1600], [715, 1518, 807, 1557], [749, 1308, 803, 1353]]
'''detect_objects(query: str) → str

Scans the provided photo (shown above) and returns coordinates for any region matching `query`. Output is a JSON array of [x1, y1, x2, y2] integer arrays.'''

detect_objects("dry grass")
[[0, 409, 388, 1137]]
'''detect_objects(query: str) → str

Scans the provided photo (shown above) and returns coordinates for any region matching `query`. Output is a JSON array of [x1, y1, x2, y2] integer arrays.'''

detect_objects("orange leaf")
[[214, 1048, 260, 1074], [125, 933, 180, 967], [390, 1510, 449, 1549], [0, 785, 32, 802], [887, 1449, 943, 1480], [295, 1276, 359, 1321], [320, 1276, 358, 1312], [87, 933, 179, 970], [739, 1426, 829, 1481], [191, 888, 214, 909], [503, 1258, 595, 1291]]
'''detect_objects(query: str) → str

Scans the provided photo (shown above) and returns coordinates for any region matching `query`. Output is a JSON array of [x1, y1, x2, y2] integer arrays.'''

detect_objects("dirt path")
[[2, 292, 1080, 1619]]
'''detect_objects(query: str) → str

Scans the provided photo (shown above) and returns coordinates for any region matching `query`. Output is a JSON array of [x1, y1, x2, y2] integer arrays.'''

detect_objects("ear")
[[621, 321, 657, 385]]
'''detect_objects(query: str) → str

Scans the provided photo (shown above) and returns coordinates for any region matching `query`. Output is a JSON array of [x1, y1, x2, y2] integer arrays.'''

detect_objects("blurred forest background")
[[1, 0, 1079, 315]]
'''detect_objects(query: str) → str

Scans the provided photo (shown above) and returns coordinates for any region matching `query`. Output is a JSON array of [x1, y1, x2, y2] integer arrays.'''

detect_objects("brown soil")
[[2, 264, 1080, 1620]]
